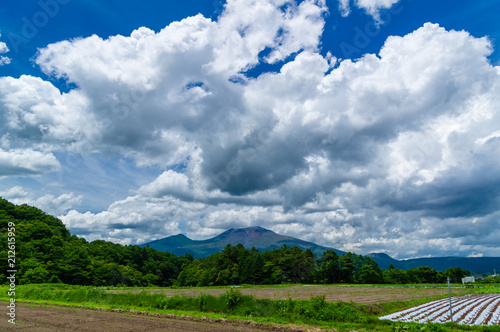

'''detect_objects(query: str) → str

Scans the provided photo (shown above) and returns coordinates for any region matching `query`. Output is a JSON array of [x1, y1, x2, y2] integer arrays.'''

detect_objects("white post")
[[448, 277, 453, 322]]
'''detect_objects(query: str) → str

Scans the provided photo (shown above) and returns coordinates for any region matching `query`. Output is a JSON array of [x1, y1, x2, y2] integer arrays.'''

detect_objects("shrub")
[[198, 293, 208, 311], [224, 288, 243, 308]]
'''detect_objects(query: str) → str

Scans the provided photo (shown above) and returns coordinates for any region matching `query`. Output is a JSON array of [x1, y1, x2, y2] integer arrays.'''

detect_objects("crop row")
[[379, 294, 500, 325]]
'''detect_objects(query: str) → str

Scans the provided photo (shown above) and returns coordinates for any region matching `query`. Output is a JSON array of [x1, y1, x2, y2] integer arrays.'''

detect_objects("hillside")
[[141, 226, 345, 258]]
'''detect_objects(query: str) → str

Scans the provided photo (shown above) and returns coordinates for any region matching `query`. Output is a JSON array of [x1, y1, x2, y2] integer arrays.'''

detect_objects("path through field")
[[379, 293, 500, 325]]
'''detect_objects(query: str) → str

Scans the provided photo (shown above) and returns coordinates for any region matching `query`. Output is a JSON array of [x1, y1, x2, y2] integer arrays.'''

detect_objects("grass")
[[466, 284, 500, 294], [1, 283, 498, 332]]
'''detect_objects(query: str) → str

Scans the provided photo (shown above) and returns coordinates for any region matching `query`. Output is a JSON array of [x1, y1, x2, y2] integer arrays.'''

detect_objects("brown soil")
[[108, 285, 467, 304], [0, 301, 276, 332]]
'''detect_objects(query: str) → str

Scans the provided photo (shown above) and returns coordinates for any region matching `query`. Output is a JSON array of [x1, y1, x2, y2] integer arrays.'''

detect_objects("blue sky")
[[1, 0, 499, 259]]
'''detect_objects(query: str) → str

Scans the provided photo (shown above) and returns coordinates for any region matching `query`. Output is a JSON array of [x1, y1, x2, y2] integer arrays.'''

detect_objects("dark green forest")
[[0, 198, 470, 287]]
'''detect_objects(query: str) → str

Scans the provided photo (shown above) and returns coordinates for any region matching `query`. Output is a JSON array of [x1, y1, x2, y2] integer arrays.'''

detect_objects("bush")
[[224, 288, 243, 308], [278, 297, 295, 317], [198, 293, 208, 311]]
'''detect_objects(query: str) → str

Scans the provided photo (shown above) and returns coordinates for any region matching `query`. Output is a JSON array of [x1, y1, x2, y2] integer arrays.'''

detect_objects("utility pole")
[[447, 277, 453, 323]]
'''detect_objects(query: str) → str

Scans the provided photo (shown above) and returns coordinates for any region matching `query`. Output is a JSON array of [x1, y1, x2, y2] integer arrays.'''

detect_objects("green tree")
[[356, 264, 384, 284], [407, 266, 438, 283], [316, 249, 340, 283], [443, 267, 469, 283], [383, 268, 410, 284], [339, 253, 355, 283], [21, 266, 50, 284]]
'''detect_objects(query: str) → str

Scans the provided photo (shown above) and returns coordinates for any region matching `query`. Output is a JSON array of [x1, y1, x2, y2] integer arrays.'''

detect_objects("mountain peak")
[[216, 226, 275, 244], [171, 233, 189, 238], [141, 225, 343, 258], [367, 253, 394, 259], [225, 226, 272, 234]]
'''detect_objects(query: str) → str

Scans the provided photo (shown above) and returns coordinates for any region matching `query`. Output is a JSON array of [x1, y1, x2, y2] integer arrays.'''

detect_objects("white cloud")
[[61, 195, 194, 245], [138, 170, 193, 199], [355, 0, 401, 20], [210, 0, 327, 73], [336, 0, 401, 21], [0, 186, 82, 216], [0, 32, 11, 66], [0, 75, 93, 153], [0, 57, 10, 66], [338, 0, 351, 17], [0, 43, 8, 54], [0, 148, 61, 176]]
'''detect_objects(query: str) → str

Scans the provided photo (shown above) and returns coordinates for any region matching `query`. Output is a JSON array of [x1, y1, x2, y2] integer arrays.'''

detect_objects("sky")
[[0, 0, 499, 260]]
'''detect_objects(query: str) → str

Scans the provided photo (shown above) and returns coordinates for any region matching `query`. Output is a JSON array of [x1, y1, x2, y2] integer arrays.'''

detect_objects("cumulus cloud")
[[356, 0, 401, 20], [338, 0, 351, 17], [0, 75, 93, 152], [0, 148, 61, 176], [0, 0, 499, 258], [0, 57, 10, 66], [0, 42, 8, 54], [337, 0, 401, 21], [0, 32, 10, 66], [61, 195, 192, 245], [0, 186, 82, 216], [138, 170, 194, 201]]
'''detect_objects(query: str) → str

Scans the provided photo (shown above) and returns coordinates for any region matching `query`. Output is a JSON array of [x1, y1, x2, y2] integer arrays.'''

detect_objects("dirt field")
[[0, 301, 274, 332], [108, 285, 467, 304]]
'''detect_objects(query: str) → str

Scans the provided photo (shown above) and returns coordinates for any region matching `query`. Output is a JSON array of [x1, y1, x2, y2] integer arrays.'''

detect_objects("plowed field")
[[0, 301, 270, 332]]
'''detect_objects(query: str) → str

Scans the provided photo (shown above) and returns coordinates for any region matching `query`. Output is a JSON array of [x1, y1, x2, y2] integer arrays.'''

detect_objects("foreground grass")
[[1, 284, 499, 332]]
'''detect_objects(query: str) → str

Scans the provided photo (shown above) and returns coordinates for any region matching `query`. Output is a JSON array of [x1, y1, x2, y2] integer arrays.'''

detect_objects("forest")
[[0, 198, 470, 287]]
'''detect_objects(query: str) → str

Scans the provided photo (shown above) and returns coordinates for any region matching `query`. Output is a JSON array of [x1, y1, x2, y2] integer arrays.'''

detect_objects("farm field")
[[2, 284, 498, 332], [107, 284, 470, 304], [380, 293, 500, 325]]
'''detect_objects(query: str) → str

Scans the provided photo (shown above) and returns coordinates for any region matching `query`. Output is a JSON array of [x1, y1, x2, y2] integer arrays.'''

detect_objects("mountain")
[[141, 226, 345, 258], [143, 226, 500, 274], [367, 253, 499, 275], [366, 253, 400, 269]]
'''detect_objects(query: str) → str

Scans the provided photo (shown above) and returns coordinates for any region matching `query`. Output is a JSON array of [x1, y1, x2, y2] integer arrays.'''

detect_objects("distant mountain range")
[[141, 226, 499, 275], [366, 253, 499, 275]]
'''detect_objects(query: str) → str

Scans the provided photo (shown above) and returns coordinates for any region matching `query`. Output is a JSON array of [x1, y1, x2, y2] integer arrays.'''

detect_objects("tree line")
[[177, 244, 469, 286], [0, 198, 469, 287]]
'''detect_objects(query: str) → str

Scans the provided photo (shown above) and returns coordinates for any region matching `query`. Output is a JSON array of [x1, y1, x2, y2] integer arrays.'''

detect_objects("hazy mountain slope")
[[398, 256, 499, 275], [367, 253, 498, 274]]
